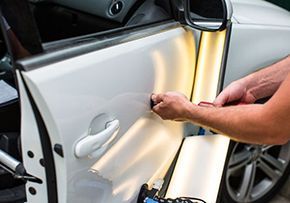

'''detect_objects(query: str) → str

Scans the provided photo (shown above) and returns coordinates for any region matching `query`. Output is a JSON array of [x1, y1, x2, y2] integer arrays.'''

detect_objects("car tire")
[[221, 141, 290, 203]]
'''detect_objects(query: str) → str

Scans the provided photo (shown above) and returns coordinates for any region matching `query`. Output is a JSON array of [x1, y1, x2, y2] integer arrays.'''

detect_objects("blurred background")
[[266, 0, 290, 11]]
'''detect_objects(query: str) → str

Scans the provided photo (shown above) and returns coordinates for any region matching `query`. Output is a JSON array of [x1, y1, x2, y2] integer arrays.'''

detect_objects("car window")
[[265, 0, 290, 11], [26, 0, 172, 43], [1, 0, 43, 61], [0, 0, 175, 80], [1, 0, 173, 61]]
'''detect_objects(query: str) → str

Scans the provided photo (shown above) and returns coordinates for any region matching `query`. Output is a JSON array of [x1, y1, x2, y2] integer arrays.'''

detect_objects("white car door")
[[2, 1, 200, 202], [20, 27, 197, 202]]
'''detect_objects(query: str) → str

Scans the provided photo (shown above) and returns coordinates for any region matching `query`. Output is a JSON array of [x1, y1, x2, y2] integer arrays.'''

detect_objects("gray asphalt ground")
[[269, 176, 290, 203]]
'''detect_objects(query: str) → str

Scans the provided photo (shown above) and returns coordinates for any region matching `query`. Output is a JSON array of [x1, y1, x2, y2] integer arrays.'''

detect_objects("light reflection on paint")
[[152, 30, 196, 97], [112, 129, 172, 200], [89, 29, 198, 202], [165, 135, 230, 203], [166, 30, 231, 202], [91, 117, 182, 201], [152, 50, 167, 93], [192, 30, 227, 103], [173, 31, 197, 94], [91, 118, 148, 177]]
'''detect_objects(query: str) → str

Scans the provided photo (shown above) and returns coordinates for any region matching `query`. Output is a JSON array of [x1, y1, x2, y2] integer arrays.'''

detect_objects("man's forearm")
[[188, 102, 289, 145], [152, 70, 290, 145], [191, 72, 290, 145], [242, 55, 290, 100]]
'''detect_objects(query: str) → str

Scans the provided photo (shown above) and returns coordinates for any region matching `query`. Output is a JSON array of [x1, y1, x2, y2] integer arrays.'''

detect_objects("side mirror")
[[183, 0, 232, 31]]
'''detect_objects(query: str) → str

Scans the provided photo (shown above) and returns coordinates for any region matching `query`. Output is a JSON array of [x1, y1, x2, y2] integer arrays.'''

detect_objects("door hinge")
[[0, 149, 42, 183]]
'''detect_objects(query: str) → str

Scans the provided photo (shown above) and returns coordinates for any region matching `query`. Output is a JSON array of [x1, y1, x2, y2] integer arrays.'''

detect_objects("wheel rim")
[[226, 142, 290, 202]]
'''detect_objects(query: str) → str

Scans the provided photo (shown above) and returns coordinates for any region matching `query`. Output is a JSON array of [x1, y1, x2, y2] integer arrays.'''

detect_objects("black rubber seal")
[[20, 74, 58, 203]]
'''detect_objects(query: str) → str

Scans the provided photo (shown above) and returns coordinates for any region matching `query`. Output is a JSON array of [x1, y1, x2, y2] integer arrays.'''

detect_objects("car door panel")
[[16, 71, 49, 203], [225, 24, 290, 86], [19, 25, 197, 202], [7, 0, 290, 202]]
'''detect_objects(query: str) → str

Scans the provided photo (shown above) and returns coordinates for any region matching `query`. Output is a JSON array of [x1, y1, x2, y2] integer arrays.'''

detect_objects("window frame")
[[3, 0, 176, 65]]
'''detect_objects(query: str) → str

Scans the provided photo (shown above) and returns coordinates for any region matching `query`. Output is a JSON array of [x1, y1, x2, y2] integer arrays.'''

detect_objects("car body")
[[0, 0, 290, 203]]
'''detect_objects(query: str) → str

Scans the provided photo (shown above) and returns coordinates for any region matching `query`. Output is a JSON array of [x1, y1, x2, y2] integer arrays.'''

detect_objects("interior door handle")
[[75, 119, 120, 158]]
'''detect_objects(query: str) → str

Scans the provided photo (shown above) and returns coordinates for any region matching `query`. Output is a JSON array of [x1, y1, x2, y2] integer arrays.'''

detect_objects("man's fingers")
[[213, 93, 228, 107], [152, 104, 159, 113], [152, 102, 165, 112], [151, 93, 165, 104], [152, 104, 165, 119]]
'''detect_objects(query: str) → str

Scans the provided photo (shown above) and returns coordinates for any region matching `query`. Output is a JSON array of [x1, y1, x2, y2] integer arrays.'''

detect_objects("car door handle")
[[75, 119, 120, 158]]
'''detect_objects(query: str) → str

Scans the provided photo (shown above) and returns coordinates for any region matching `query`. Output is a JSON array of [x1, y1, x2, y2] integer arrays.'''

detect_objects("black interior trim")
[[20, 74, 58, 203], [155, 0, 173, 17], [0, 101, 20, 133], [123, 0, 146, 24], [1, 0, 43, 56], [30, 1, 121, 42], [126, 0, 171, 26], [0, 184, 26, 203], [0, 12, 21, 132]]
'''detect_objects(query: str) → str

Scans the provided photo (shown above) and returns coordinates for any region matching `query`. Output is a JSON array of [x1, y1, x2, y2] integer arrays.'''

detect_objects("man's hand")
[[151, 92, 193, 121], [214, 80, 256, 107]]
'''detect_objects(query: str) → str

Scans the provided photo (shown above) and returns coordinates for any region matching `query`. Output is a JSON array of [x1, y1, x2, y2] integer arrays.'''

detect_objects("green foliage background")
[[266, 0, 290, 11]]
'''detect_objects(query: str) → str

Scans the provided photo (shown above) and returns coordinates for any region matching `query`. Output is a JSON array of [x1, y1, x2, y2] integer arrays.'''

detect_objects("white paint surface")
[[225, 23, 290, 86], [231, 0, 290, 27], [21, 26, 197, 203], [17, 71, 48, 203], [166, 135, 230, 203]]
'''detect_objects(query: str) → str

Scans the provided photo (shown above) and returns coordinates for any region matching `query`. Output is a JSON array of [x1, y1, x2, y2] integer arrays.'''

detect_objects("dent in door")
[[21, 27, 197, 203], [89, 29, 197, 202]]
